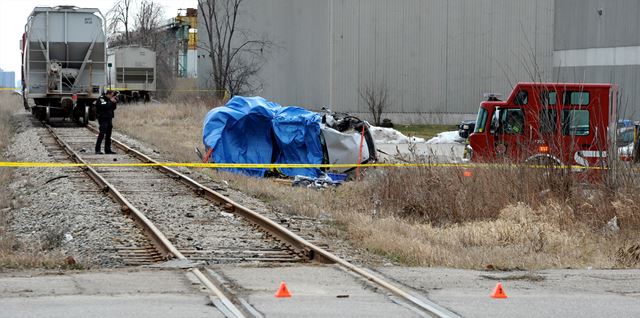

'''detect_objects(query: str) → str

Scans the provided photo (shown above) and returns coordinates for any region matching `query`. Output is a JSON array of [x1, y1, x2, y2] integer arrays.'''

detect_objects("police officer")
[[95, 90, 118, 154]]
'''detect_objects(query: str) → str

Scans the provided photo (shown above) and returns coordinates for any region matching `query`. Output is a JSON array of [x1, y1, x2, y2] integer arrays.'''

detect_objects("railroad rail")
[[41, 121, 458, 318]]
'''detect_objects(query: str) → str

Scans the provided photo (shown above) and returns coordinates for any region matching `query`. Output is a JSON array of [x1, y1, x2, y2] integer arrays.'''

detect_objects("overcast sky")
[[0, 0, 197, 80]]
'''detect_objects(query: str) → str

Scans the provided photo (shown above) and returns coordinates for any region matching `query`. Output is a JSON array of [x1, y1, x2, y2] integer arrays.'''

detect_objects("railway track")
[[39, 120, 458, 318], [41, 125, 303, 266]]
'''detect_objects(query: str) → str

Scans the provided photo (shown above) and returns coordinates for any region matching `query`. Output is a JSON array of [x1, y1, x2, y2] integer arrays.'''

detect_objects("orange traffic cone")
[[275, 281, 292, 298], [490, 282, 508, 299]]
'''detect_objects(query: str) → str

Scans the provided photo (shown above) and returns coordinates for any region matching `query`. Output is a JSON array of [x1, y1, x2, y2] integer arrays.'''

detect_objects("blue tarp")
[[202, 96, 323, 178]]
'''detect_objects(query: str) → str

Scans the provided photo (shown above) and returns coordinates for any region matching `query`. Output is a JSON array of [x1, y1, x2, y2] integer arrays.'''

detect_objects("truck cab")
[[467, 83, 618, 168]]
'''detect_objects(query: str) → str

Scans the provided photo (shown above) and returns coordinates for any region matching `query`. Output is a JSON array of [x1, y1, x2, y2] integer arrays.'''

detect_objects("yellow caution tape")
[[0, 161, 608, 171]]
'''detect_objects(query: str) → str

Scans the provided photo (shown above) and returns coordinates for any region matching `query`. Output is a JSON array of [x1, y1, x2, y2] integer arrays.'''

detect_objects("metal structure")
[[553, 0, 640, 120], [197, 0, 554, 124], [170, 8, 198, 78], [196, 0, 640, 124], [0, 68, 16, 89], [107, 46, 156, 102], [21, 5, 107, 125]]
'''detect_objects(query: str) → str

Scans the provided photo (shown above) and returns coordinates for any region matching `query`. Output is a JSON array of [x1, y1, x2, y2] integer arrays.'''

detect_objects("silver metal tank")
[[107, 46, 156, 102], [22, 5, 106, 124]]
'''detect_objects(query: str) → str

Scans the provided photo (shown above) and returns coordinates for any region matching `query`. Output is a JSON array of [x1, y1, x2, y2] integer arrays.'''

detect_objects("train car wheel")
[[81, 105, 90, 126], [33, 107, 44, 121], [71, 107, 79, 123], [44, 106, 50, 124], [89, 105, 96, 121]]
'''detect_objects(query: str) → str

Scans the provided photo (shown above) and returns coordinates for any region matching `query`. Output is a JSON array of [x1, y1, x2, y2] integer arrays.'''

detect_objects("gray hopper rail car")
[[107, 46, 156, 103], [21, 6, 107, 125]]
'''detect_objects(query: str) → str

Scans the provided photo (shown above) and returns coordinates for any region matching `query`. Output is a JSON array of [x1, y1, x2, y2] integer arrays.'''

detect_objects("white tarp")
[[426, 131, 465, 144], [369, 126, 426, 144]]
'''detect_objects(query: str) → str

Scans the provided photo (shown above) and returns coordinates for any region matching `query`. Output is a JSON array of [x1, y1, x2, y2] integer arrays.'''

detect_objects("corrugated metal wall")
[[198, 0, 555, 123], [555, 0, 640, 50], [197, 0, 331, 109], [554, 0, 640, 119], [331, 0, 554, 123]]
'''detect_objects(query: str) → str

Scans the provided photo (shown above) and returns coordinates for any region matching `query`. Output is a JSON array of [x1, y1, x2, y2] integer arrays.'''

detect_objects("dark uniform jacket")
[[96, 95, 117, 120]]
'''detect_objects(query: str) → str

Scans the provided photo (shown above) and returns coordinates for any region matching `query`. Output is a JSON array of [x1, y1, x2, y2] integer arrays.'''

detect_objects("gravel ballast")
[[4, 113, 390, 269], [6, 114, 149, 267]]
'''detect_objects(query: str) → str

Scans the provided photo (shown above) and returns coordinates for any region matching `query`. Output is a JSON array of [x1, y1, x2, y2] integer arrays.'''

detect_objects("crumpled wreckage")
[[202, 96, 376, 178]]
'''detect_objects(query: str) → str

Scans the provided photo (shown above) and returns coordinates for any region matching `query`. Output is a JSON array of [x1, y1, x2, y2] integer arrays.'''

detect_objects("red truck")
[[466, 82, 618, 168]]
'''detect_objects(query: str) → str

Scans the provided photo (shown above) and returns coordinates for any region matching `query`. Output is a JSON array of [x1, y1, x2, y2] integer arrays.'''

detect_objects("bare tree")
[[134, 0, 164, 48], [107, 0, 164, 48], [107, 0, 133, 44], [198, 0, 272, 99], [107, 0, 175, 96], [360, 81, 390, 126], [132, 1, 175, 98]]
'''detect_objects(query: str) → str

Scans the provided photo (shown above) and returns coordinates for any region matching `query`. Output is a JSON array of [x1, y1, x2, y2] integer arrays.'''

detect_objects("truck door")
[[535, 89, 560, 158], [492, 107, 526, 161], [560, 90, 598, 167]]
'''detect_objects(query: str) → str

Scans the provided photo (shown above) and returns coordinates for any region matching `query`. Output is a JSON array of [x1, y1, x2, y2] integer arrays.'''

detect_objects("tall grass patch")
[[114, 101, 640, 269]]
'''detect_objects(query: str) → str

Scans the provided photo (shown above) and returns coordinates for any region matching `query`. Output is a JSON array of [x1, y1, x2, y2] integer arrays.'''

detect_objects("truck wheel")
[[525, 155, 562, 168], [525, 154, 568, 179]]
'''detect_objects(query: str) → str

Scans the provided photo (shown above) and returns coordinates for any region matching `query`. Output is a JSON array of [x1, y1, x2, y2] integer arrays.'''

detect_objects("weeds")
[[0, 92, 23, 249], [114, 101, 216, 162], [115, 101, 640, 269], [0, 92, 72, 270], [39, 227, 67, 251]]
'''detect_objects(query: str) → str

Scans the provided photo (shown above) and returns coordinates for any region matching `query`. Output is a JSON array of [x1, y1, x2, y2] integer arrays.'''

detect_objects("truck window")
[[617, 127, 634, 147], [562, 110, 590, 136], [501, 109, 524, 134], [564, 91, 590, 106], [539, 109, 556, 134], [540, 91, 557, 106], [514, 90, 528, 105], [474, 107, 488, 133]]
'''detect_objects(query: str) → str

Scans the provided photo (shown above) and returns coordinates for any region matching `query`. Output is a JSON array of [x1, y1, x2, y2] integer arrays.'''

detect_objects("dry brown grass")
[[0, 92, 23, 225], [0, 92, 21, 152], [212, 168, 640, 269], [114, 102, 215, 162], [115, 101, 640, 270], [0, 92, 74, 270]]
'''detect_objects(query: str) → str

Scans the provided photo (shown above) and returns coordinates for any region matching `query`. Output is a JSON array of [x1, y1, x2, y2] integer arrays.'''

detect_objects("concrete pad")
[[218, 265, 422, 318], [376, 267, 640, 318], [0, 270, 222, 318], [0, 294, 219, 318]]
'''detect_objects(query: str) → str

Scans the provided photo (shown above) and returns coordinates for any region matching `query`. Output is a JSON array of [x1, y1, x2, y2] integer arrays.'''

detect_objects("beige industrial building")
[[198, 0, 639, 123]]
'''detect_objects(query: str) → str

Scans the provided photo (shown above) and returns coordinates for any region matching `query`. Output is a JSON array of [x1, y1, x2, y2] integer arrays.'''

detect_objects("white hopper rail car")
[[21, 6, 107, 125], [107, 46, 156, 103]]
